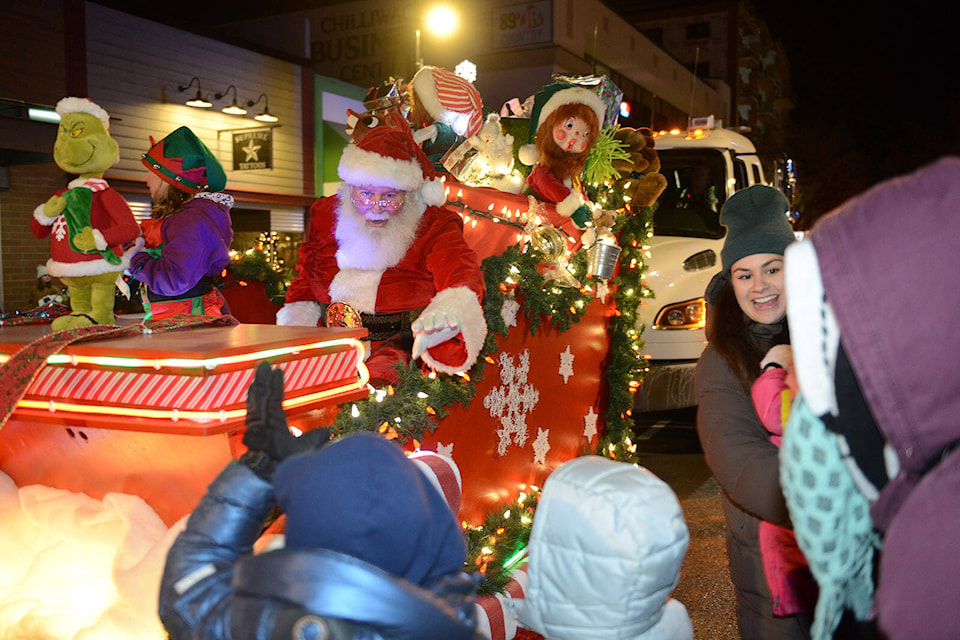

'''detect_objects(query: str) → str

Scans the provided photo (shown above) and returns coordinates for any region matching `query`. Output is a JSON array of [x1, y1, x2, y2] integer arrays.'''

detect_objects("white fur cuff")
[[555, 190, 584, 217], [33, 204, 57, 225], [276, 300, 323, 327], [418, 286, 487, 374]]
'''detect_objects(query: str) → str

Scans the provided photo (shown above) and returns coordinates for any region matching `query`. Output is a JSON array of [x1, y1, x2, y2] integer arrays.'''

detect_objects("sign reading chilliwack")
[[232, 128, 273, 171]]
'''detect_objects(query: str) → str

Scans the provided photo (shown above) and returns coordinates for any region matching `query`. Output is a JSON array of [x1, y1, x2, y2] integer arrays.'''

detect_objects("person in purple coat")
[[780, 156, 960, 640], [129, 126, 233, 321]]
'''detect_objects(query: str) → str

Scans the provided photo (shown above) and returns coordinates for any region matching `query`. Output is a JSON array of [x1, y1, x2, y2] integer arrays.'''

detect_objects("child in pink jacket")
[[751, 343, 819, 617]]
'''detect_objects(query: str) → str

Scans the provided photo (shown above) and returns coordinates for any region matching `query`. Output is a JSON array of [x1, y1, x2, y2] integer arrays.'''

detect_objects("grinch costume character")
[[277, 122, 486, 387], [31, 97, 140, 331], [129, 126, 233, 321]]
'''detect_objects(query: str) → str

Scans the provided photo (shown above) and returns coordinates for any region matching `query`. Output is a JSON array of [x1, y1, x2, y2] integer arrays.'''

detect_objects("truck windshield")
[[653, 149, 727, 239]]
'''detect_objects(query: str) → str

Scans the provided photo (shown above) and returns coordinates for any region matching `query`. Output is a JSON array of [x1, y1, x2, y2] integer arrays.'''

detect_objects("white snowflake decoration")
[[52, 215, 68, 242], [595, 279, 610, 303], [483, 349, 540, 456], [532, 427, 551, 465], [583, 406, 598, 440], [558, 345, 575, 383], [436, 442, 454, 458], [501, 297, 520, 328]]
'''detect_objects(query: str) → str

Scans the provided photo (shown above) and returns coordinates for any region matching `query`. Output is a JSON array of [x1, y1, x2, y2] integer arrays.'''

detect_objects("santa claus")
[[276, 121, 487, 387]]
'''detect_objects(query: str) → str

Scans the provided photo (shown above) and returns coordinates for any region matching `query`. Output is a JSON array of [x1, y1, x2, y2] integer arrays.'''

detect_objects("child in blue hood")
[[158, 362, 479, 640]]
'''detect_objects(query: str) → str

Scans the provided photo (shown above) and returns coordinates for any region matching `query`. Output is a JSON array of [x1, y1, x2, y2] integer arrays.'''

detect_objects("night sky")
[[757, 3, 958, 177]]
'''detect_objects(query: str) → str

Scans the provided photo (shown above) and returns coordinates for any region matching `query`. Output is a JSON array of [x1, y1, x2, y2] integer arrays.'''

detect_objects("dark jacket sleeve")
[[158, 462, 277, 640], [694, 346, 791, 526]]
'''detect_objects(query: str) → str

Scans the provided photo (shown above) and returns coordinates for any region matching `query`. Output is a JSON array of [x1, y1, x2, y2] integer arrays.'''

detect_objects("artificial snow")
[[0, 471, 183, 639]]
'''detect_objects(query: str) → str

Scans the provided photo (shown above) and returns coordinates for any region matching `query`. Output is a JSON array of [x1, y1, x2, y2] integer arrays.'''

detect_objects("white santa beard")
[[334, 184, 424, 271], [329, 185, 426, 313]]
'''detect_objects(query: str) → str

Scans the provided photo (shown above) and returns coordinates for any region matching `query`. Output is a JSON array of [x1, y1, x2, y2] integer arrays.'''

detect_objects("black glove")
[[240, 362, 330, 478]]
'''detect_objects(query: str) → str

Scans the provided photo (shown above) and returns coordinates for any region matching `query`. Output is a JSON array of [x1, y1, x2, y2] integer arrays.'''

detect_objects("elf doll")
[[519, 83, 607, 233], [406, 65, 484, 169]]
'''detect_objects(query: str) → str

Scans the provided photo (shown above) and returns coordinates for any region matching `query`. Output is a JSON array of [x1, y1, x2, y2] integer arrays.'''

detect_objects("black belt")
[[321, 304, 422, 342]]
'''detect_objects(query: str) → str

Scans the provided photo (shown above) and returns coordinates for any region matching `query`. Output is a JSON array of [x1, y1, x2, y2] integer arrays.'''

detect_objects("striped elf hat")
[[141, 126, 226, 194], [412, 65, 483, 139]]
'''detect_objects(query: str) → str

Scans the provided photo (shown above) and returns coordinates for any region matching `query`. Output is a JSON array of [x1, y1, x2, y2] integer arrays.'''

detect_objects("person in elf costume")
[[276, 118, 486, 388], [406, 65, 484, 169], [519, 83, 607, 232], [128, 126, 234, 321], [31, 97, 141, 331]]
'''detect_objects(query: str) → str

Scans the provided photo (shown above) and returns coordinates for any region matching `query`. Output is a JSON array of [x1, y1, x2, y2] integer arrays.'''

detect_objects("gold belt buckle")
[[326, 301, 363, 328]]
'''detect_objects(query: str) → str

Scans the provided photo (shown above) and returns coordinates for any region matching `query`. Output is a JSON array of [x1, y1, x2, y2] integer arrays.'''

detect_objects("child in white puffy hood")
[[517, 455, 694, 640]]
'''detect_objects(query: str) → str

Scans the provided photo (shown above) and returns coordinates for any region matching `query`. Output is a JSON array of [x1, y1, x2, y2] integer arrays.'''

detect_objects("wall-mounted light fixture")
[[246, 94, 279, 123], [178, 77, 213, 108], [215, 85, 248, 115]]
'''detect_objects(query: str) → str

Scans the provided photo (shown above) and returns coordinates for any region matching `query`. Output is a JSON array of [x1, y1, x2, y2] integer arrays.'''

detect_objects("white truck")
[[634, 116, 795, 413]]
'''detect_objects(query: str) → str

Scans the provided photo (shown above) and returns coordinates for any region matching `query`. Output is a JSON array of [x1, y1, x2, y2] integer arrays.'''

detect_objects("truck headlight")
[[654, 298, 706, 329]]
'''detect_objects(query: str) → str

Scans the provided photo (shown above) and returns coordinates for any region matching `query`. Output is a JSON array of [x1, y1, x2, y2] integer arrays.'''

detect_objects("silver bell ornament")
[[529, 224, 580, 288]]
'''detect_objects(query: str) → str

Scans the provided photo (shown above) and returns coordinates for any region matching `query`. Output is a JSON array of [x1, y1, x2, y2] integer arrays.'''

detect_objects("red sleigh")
[[0, 182, 621, 529]]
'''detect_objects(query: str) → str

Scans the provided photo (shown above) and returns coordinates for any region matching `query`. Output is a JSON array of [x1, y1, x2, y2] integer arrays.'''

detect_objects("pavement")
[[634, 413, 740, 639]]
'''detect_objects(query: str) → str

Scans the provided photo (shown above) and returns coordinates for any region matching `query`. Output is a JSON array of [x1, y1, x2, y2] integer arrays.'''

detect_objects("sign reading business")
[[232, 128, 273, 171], [493, 1, 552, 49]]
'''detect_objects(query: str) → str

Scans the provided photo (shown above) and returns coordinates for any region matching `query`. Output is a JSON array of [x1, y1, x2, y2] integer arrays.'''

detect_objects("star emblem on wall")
[[242, 140, 262, 161]]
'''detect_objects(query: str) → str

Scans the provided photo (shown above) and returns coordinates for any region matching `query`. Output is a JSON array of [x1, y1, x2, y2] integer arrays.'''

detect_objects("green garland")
[[465, 486, 541, 595]]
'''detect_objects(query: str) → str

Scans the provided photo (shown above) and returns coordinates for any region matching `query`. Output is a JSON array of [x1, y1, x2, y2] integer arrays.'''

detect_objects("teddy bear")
[[610, 126, 667, 209], [30, 97, 140, 331], [447, 112, 522, 192]]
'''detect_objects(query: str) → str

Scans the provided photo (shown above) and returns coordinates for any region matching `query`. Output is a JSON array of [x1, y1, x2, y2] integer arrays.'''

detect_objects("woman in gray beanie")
[[692, 185, 812, 638]]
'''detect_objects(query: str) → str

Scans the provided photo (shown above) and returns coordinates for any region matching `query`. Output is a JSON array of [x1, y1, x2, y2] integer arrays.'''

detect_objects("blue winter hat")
[[719, 185, 793, 273], [273, 431, 466, 586]]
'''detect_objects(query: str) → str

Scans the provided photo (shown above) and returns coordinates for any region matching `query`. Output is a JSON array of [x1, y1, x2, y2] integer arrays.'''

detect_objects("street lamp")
[[415, 4, 459, 70]]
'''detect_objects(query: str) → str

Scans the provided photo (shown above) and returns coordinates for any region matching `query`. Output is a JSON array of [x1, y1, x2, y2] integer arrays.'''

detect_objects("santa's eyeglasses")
[[350, 187, 405, 211]]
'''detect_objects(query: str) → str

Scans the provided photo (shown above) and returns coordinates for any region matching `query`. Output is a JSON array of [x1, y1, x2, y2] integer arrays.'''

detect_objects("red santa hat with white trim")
[[411, 65, 484, 139], [338, 121, 446, 207]]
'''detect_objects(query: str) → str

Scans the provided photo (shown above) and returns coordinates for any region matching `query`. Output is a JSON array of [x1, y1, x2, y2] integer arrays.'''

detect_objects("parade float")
[[0, 72, 664, 638]]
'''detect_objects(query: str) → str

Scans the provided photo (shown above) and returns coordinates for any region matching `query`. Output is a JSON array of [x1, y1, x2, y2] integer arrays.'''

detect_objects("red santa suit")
[[278, 121, 487, 385]]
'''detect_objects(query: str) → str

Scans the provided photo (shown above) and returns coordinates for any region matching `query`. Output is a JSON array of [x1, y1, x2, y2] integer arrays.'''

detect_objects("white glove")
[[411, 310, 461, 360], [760, 344, 793, 371]]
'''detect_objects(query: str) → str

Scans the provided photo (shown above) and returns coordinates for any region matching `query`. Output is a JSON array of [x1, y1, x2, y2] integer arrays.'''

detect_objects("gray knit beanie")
[[719, 185, 794, 273]]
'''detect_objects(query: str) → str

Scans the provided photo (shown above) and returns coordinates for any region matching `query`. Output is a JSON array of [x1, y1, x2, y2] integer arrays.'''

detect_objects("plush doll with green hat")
[[30, 97, 141, 331], [128, 126, 235, 322], [519, 82, 607, 230]]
